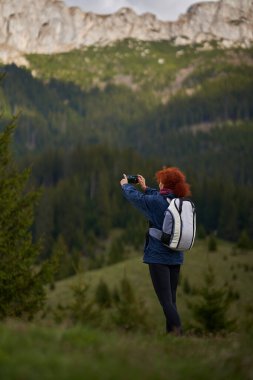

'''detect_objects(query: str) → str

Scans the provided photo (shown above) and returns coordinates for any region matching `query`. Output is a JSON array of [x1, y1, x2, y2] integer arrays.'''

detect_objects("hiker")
[[120, 167, 192, 335]]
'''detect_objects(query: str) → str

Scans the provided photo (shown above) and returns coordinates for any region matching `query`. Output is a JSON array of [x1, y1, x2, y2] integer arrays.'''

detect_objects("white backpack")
[[149, 198, 196, 252]]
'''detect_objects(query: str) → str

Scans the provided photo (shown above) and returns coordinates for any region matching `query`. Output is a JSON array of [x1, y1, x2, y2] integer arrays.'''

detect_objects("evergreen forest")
[[0, 40, 253, 269]]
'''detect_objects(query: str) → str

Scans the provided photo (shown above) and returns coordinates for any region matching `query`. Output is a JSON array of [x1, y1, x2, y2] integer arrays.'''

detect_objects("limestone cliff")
[[0, 0, 252, 65]]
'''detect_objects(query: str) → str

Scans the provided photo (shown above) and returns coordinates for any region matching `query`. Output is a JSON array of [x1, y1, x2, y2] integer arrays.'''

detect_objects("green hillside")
[[27, 40, 203, 91], [0, 239, 253, 380], [26, 40, 253, 95], [47, 239, 253, 332], [0, 39, 253, 266], [1, 40, 253, 155]]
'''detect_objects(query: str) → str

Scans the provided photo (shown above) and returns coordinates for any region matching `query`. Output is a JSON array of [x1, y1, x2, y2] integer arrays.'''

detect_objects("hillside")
[[1, 40, 253, 259], [1, 239, 253, 379], [47, 240, 253, 330], [1, 41, 253, 154]]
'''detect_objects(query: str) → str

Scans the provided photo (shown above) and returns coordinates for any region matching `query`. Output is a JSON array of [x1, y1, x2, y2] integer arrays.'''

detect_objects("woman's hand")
[[120, 174, 128, 186], [138, 175, 147, 191]]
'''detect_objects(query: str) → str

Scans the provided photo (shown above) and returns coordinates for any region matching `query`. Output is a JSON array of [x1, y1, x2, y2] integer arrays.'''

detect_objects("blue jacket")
[[121, 184, 184, 265]]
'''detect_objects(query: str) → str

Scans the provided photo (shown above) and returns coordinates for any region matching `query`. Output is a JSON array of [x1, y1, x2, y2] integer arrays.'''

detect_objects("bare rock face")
[[173, 0, 253, 47], [0, 0, 252, 65]]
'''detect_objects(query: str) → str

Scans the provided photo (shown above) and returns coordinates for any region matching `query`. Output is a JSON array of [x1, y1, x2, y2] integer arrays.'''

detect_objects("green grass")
[[0, 320, 252, 380], [0, 239, 253, 379]]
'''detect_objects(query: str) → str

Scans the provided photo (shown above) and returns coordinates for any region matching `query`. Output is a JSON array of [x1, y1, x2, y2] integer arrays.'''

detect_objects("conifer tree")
[[0, 121, 51, 319], [52, 235, 80, 281], [107, 237, 125, 265], [95, 278, 111, 308], [67, 281, 96, 325], [237, 230, 252, 250], [189, 265, 235, 333], [113, 276, 150, 332]]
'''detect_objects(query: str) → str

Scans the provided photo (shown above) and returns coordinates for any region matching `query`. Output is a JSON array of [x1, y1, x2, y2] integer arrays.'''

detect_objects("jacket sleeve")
[[145, 187, 159, 195], [121, 184, 156, 220]]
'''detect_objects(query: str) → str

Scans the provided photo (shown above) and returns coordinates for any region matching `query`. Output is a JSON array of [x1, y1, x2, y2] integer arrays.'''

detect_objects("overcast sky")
[[64, 0, 219, 21]]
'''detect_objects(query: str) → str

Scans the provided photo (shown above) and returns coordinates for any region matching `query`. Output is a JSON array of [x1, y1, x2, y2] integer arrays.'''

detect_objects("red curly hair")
[[155, 167, 191, 198]]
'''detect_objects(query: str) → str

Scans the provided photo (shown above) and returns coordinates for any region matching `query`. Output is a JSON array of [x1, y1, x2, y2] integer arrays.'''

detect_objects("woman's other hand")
[[120, 174, 128, 186], [138, 175, 147, 191]]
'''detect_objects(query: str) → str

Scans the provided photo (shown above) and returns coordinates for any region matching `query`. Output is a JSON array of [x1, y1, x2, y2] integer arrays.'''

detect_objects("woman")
[[120, 167, 191, 335]]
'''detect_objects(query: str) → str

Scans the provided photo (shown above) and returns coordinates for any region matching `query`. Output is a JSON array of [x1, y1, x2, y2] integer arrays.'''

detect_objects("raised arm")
[[121, 183, 153, 219]]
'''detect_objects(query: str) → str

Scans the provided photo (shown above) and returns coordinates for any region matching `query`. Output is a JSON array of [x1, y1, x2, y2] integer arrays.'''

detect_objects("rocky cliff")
[[0, 0, 252, 65]]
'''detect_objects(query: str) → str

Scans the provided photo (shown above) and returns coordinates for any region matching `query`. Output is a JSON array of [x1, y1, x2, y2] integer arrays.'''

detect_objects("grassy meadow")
[[0, 320, 252, 380], [1, 239, 253, 379], [47, 239, 253, 332]]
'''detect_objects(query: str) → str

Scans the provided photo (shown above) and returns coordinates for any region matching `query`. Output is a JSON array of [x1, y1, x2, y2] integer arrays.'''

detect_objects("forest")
[[0, 41, 253, 272]]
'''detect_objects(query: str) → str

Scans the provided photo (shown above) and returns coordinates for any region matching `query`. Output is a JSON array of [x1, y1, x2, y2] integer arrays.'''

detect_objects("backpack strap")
[[149, 227, 163, 240], [149, 197, 173, 241]]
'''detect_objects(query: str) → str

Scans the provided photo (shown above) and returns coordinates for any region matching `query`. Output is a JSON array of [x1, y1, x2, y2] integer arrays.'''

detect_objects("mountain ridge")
[[0, 0, 253, 66]]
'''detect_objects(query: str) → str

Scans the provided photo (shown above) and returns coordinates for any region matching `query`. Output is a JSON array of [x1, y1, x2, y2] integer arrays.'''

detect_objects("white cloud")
[[64, 0, 219, 21]]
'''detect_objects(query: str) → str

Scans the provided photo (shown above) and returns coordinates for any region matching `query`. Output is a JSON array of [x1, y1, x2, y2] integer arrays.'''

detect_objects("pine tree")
[[94, 278, 111, 308], [237, 230, 252, 250], [68, 281, 96, 325], [52, 235, 80, 281], [189, 265, 235, 333], [107, 237, 125, 265], [0, 121, 51, 319], [113, 276, 150, 332]]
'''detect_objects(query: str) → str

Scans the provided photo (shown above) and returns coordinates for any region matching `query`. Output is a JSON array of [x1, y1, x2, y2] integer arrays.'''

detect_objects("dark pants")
[[149, 263, 182, 334]]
